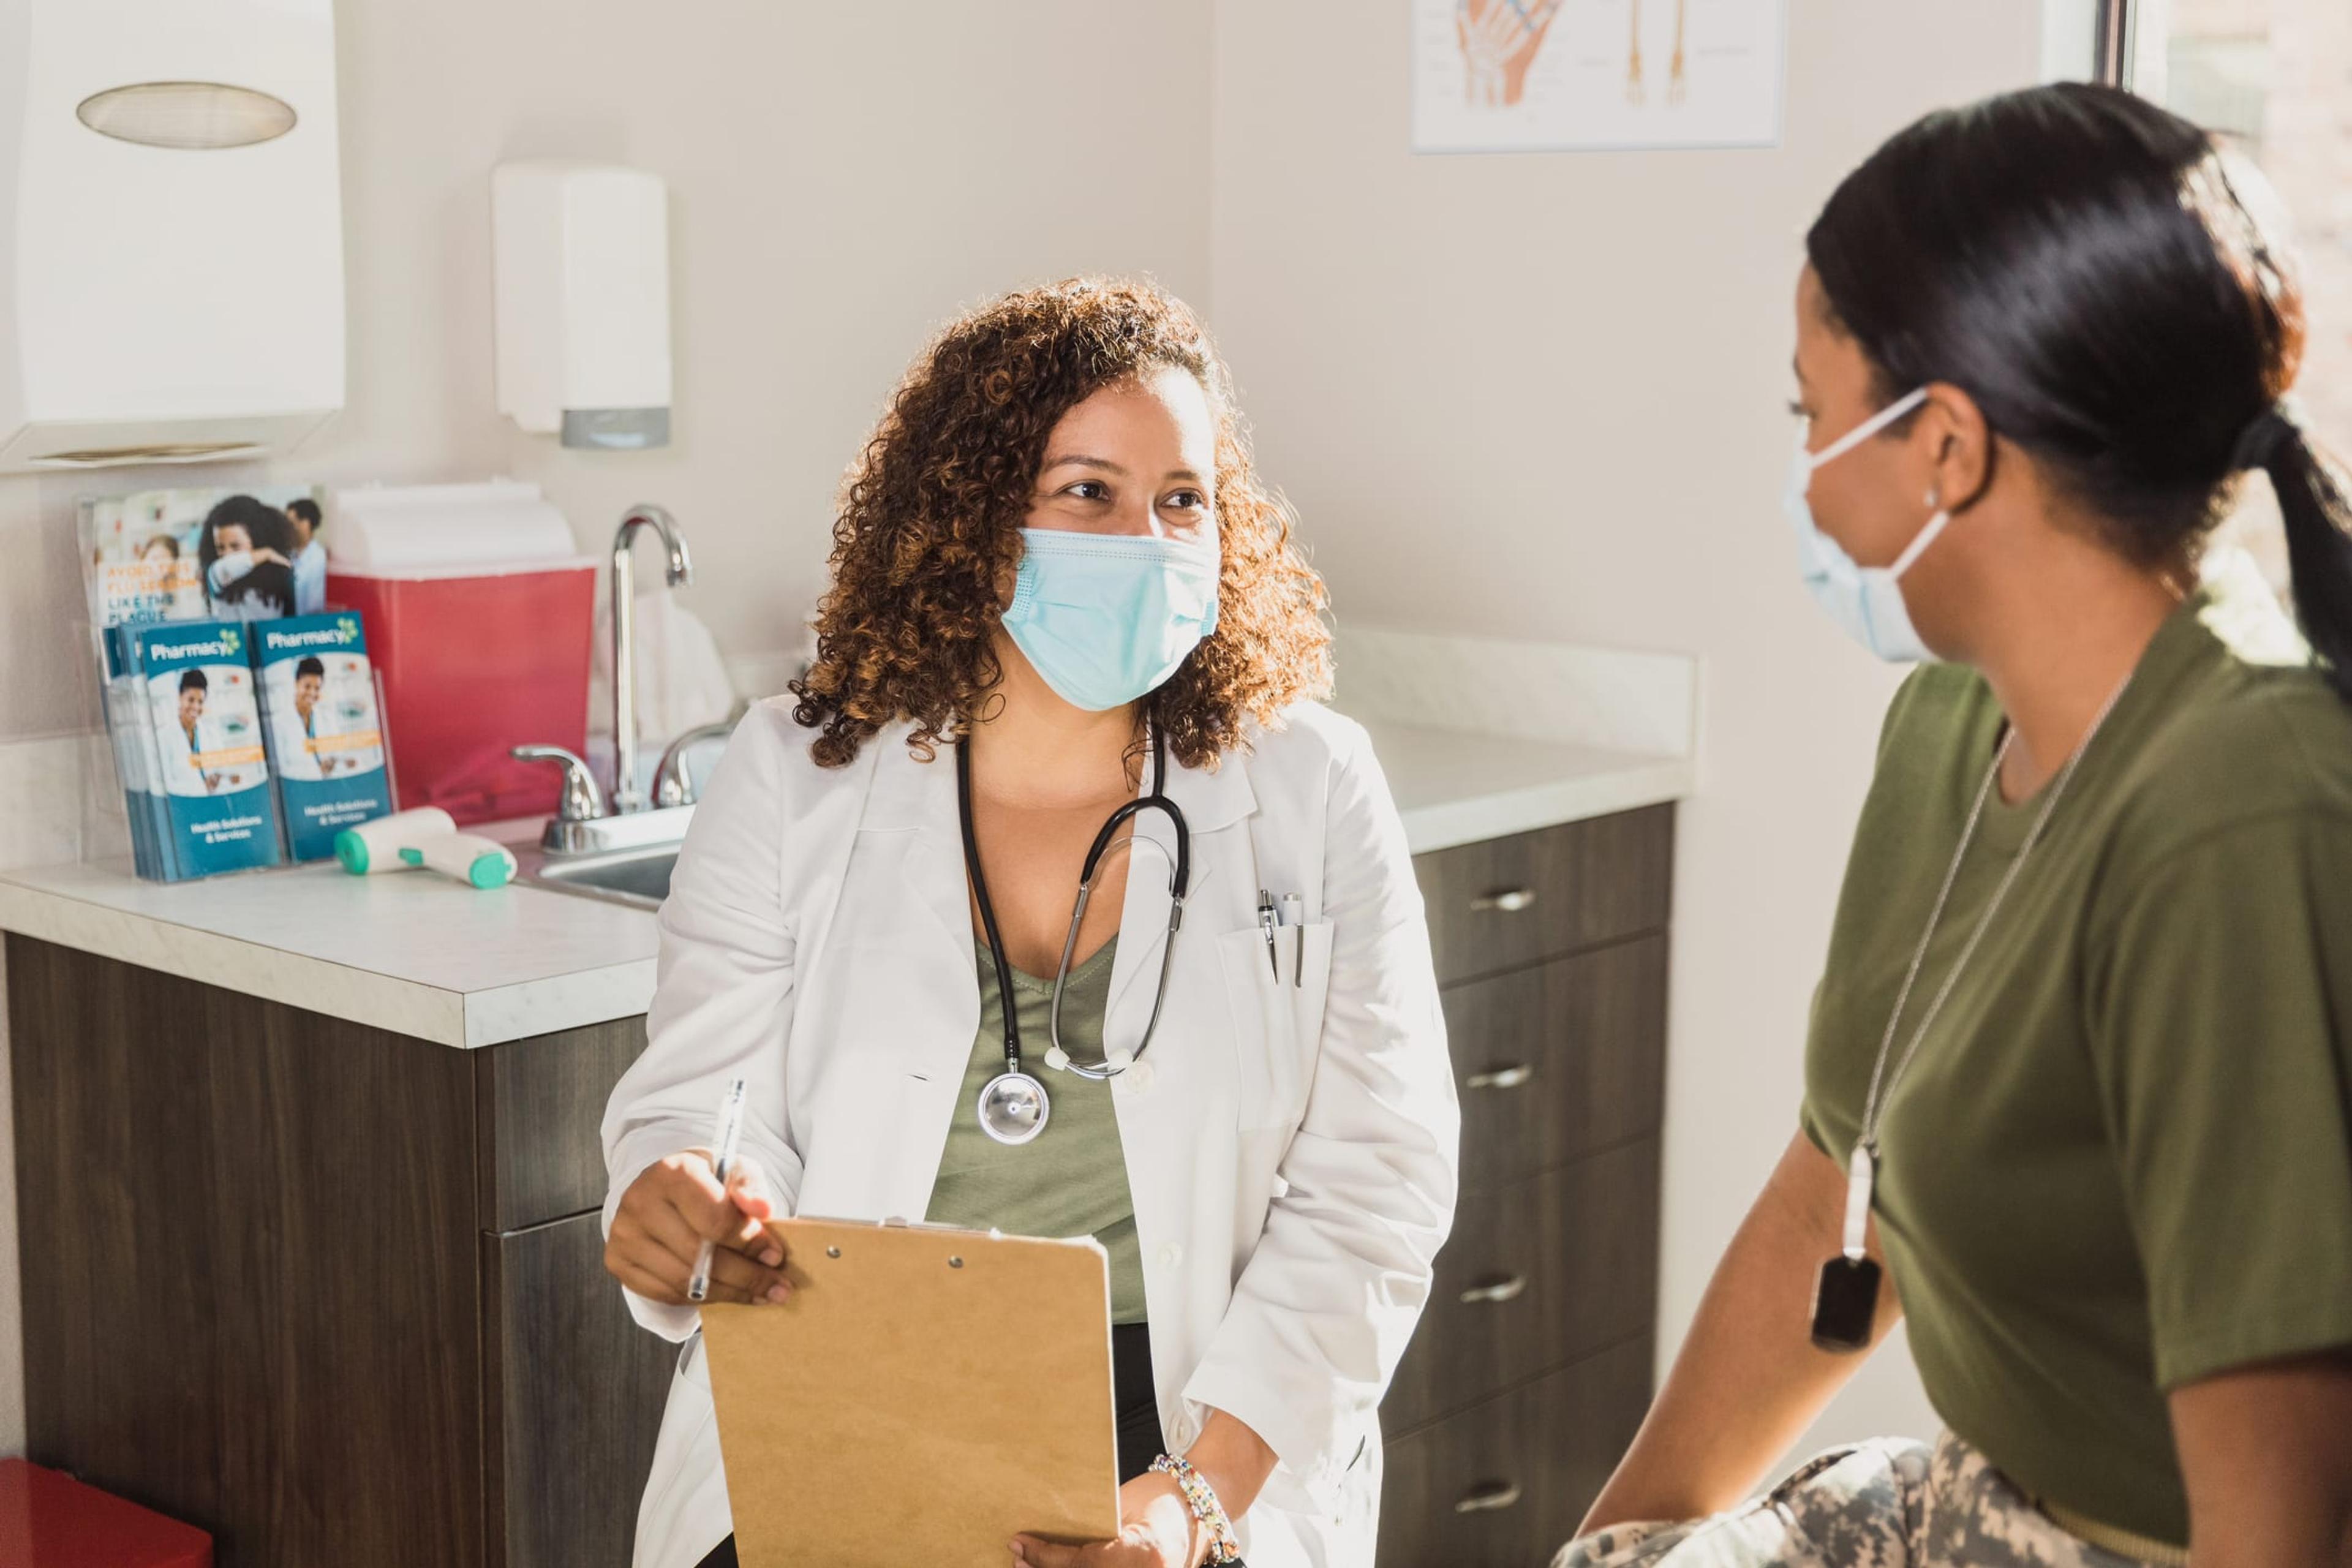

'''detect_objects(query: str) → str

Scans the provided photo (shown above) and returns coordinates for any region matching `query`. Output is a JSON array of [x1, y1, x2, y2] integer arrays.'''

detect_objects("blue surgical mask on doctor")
[[1785, 386, 1951, 663], [1002, 529, 1221, 712]]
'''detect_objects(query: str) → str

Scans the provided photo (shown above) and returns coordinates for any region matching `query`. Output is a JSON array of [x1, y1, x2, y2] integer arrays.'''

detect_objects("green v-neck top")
[[925, 937, 1148, 1324], [1802, 567, 2352, 1547]]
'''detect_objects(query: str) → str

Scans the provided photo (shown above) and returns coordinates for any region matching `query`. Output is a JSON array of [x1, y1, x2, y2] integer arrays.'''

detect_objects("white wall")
[[1208, 1, 2045, 1454], [0, 0, 1213, 1460]]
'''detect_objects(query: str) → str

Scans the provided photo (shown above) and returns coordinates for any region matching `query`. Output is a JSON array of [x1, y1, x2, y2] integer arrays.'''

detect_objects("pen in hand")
[[687, 1077, 750, 1304]]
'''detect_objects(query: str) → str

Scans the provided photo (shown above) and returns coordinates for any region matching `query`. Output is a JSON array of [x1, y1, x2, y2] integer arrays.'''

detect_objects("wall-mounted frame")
[[1410, 0, 1789, 155], [2092, 0, 2135, 87]]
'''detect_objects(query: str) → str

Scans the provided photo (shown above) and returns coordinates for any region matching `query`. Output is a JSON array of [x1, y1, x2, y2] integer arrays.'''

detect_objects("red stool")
[[0, 1460, 212, 1567]]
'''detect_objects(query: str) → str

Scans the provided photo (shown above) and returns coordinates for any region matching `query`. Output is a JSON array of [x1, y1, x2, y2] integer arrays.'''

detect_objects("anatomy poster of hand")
[[1413, 0, 1785, 154]]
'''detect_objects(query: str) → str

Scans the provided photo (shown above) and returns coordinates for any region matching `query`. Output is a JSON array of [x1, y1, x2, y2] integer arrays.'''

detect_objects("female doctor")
[[600, 277, 1460, 1568]]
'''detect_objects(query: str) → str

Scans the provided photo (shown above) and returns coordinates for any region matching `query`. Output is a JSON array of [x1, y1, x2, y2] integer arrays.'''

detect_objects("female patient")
[[600, 278, 1458, 1568], [1567, 84, 2352, 1568]]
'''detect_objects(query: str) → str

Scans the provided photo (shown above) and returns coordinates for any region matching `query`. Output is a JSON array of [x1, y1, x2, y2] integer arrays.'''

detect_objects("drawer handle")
[[1470, 887, 1538, 914], [1458, 1273, 1528, 1305], [1464, 1063, 1533, 1091], [1454, 1480, 1524, 1514]]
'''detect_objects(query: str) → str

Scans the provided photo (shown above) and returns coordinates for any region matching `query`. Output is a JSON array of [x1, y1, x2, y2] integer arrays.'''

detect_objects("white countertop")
[[0, 636, 1697, 1049], [0, 847, 658, 1049], [1366, 722, 1692, 856]]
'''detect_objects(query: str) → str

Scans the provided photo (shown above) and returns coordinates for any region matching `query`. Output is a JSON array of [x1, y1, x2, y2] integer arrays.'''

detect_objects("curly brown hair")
[[789, 277, 1333, 770]]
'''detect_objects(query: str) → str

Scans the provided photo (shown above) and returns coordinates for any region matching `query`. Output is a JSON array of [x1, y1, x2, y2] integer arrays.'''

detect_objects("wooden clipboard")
[[699, 1216, 1121, 1566]]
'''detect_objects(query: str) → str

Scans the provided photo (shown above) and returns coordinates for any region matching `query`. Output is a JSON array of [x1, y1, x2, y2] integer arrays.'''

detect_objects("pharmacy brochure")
[[128, 621, 284, 877], [255, 614, 391, 861]]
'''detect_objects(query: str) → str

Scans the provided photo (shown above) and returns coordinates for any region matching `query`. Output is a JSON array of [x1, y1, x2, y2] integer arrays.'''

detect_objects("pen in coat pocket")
[[1256, 889, 1279, 979], [1280, 892, 1303, 987], [687, 1077, 749, 1304]]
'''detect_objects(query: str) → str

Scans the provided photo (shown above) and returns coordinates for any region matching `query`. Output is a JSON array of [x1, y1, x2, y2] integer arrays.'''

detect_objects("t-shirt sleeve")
[[2088, 813, 2352, 1389], [1798, 979, 1836, 1159]]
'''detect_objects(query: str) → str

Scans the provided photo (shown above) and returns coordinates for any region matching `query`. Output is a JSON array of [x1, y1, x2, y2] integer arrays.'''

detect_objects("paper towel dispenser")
[[493, 162, 674, 450], [0, 0, 347, 473]]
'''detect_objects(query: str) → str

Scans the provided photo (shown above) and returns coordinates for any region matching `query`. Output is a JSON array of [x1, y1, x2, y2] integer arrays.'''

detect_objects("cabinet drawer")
[[1384, 1139, 1660, 1434], [483, 1211, 675, 1568], [1414, 807, 1673, 987], [1377, 1336, 1653, 1568], [474, 1017, 648, 1231], [1442, 934, 1667, 1192]]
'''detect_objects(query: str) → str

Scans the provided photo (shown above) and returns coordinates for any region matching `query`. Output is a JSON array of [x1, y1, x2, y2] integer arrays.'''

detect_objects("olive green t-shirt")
[[1802, 570, 2352, 1548], [926, 937, 1148, 1325]]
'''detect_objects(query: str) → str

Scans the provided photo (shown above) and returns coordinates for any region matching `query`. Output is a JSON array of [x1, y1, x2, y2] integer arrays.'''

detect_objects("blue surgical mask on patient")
[[1784, 386, 1950, 663], [1001, 528, 1221, 712]]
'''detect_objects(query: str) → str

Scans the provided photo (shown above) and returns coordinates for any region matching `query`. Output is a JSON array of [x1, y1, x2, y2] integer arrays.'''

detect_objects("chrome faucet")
[[511, 744, 606, 823], [510, 503, 699, 856], [609, 503, 694, 813], [652, 718, 737, 809]]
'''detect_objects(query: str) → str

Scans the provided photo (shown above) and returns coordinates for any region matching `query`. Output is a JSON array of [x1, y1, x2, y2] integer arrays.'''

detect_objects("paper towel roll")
[[326, 481, 584, 573]]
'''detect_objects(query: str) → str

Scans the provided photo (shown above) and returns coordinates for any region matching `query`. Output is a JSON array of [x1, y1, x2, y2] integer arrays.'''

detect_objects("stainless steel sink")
[[524, 843, 682, 910], [511, 804, 695, 911]]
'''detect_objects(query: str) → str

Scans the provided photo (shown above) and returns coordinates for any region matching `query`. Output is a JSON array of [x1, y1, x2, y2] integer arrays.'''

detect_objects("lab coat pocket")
[[1215, 921, 1332, 1131]]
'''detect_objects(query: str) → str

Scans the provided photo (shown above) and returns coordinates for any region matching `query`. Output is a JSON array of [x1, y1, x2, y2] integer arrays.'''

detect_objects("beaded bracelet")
[[1148, 1453, 1242, 1566]]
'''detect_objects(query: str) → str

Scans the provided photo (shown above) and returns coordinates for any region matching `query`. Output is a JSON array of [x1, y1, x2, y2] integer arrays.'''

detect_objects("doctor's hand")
[[605, 1149, 793, 1307], [1011, 1471, 1202, 1568]]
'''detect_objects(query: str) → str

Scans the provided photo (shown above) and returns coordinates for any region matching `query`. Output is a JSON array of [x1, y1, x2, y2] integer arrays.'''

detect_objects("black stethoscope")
[[956, 723, 1191, 1146]]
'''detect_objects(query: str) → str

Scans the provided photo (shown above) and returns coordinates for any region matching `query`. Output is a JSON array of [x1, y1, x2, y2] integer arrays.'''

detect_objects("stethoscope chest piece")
[[977, 1069, 1051, 1145]]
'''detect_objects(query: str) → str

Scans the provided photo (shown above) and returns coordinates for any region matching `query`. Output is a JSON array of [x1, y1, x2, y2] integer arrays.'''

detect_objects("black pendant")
[[1811, 1255, 1880, 1353]]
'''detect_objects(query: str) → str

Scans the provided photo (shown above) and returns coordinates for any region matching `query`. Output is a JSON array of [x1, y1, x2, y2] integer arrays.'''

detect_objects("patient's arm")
[[2171, 1353, 2352, 1568], [1578, 1127, 1901, 1534]]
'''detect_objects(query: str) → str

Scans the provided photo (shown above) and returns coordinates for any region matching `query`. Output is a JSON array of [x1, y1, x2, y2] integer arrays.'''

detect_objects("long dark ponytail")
[[1805, 82, 2352, 704]]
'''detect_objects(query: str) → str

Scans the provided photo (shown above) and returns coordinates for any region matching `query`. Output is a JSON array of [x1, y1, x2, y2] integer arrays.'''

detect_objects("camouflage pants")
[[1554, 1434, 2166, 1568]]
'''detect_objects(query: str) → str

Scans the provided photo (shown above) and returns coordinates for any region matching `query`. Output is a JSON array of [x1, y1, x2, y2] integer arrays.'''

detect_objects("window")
[[2105, 0, 2351, 590]]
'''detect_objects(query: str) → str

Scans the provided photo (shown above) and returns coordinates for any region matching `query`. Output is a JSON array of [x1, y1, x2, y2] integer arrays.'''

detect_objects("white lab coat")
[[601, 697, 1459, 1568], [158, 715, 220, 797], [270, 698, 330, 782]]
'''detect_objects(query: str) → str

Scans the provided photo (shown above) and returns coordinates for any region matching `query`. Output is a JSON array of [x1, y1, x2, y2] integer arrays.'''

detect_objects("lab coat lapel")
[[865, 741, 974, 974], [1104, 742, 1256, 1040], [793, 740, 976, 1224], [856, 741, 982, 1098]]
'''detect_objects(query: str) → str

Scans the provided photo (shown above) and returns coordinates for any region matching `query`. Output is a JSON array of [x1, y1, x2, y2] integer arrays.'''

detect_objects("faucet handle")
[[652, 720, 736, 809], [510, 745, 608, 823]]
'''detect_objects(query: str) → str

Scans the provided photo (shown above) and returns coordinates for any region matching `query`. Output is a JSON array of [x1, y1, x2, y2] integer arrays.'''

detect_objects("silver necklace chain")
[[1855, 672, 2135, 1155]]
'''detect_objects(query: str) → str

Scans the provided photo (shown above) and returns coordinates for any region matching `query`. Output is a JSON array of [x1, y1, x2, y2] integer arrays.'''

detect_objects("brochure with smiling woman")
[[127, 620, 285, 878], [255, 612, 393, 861], [79, 484, 328, 626]]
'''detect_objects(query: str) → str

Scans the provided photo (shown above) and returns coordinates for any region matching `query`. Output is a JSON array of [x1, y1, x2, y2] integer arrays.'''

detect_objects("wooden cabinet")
[[1380, 805, 1675, 1567], [6, 935, 669, 1568], [1442, 936, 1669, 1192], [1414, 805, 1673, 987], [1380, 1336, 1654, 1568], [1381, 1139, 1660, 1436], [484, 1212, 675, 1568]]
